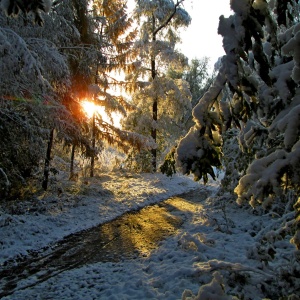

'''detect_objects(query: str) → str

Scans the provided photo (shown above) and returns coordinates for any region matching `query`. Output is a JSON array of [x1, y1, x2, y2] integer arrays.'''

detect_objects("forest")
[[0, 0, 300, 299]]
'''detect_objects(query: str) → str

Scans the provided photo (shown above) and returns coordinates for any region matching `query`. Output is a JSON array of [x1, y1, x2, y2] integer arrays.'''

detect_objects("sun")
[[81, 100, 122, 128], [81, 100, 96, 118]]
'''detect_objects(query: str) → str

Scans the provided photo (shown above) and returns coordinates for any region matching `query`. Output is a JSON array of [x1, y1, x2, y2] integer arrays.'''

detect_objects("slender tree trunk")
[[151, 96, 157, 172], [90, 111, 96, 177], [69, 143, 76, 180], [42, 128, 54, 190], [151, 18, 157, 172]]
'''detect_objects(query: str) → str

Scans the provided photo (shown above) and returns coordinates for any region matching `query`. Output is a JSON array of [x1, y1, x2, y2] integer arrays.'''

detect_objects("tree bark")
[[69, 143, 76, 180], [151, 14, 157, 172], [90, 112, 96, 177], [151, 95, 157, 172], [42, 128, 54, 190]]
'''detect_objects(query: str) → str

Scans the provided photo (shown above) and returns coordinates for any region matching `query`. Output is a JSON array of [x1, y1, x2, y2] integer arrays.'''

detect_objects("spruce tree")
[[0, 0, 153, 195], [176, 0, 300, 245], [123, 0, 191, 172]]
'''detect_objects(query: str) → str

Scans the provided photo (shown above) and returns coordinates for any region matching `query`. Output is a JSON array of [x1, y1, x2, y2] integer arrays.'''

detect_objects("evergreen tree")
[[0, 4, 75, 197], [167, 57, 213, 128], [0, 0, 153, 196], [184, 57, 211, 106], [176, 0, 300, 245], [159, 57, 212, 177], [59, 0, 156, 177], [123, 0, 191, 172]]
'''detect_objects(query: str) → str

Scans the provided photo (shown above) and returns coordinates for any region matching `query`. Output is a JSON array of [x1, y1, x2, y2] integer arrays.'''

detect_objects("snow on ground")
[[0, 171, 298, 299], [0, 172, 200, 263]]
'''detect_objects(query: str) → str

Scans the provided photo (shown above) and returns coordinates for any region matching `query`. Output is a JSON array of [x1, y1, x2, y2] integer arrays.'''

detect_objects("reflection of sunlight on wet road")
[[165, 196, 203, 213]]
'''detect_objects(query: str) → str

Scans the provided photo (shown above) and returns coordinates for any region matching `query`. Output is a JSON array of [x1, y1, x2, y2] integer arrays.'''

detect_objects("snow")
[[282, 22, 300, 83], [1, 171, 298, 299], [0, 172, 199, 263], [1, 0, 300, 297]]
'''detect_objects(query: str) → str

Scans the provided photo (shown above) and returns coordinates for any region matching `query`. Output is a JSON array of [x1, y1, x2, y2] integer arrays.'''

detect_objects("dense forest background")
[[0, 0, 299, 264]]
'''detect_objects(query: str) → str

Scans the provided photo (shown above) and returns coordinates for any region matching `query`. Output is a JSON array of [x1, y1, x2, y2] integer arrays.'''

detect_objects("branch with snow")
[[0, 28, 68, 98], [1, 0, 53, 25], [235, 141, 300, 207]]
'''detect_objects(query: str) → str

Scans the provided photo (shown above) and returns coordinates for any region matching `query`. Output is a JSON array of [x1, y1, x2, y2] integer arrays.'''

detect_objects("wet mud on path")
[[0, 188, 209, 298]]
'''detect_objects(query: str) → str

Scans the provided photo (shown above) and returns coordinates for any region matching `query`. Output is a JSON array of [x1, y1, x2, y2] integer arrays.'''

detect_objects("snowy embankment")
[[0, 172, 299, 299]]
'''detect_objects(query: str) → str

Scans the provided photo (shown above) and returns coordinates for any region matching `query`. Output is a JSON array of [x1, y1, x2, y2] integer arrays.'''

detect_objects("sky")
[[178, 0, 232, 69], [127, 0, 233, 70], [0, 171, 296, 299]]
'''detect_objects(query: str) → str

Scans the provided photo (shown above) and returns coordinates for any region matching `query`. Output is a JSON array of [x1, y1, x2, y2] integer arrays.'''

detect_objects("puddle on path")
[[0, 188, 208, 298]]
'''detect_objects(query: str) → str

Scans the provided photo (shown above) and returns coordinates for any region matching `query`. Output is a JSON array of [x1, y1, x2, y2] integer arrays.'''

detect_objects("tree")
[[57, 0, 158, 178], [0, 4, 77, 197], [123, 0, 191, 172], [0, 0, 152, 196], [167, 57, 213, 128], [184, 57, 211, 106], [176, 0, 300, 245], [158, 57, 213, 177]]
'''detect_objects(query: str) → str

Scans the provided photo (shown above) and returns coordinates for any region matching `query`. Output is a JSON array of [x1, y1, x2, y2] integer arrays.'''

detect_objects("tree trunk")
[[42, 128, 54, 190], [90, 112, 96, 177], [151, 20, 157, 172], [69, 143, 76, 180], [151, 98, 157, 172]]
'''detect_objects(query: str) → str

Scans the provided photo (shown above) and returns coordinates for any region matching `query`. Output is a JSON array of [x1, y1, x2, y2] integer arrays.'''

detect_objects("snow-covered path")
[[0, 172, 201, 265], [0, 172, 298, 299], [0, 188, 209, 298]]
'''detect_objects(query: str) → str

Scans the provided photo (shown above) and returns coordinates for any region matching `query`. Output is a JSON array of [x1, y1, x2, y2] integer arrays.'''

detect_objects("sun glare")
[[81, 100, 121, 128], [82, 101, 96, 118]]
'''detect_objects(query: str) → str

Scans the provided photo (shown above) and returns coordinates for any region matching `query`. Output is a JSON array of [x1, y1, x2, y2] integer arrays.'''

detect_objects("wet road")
[[0, 188, 208, 298]]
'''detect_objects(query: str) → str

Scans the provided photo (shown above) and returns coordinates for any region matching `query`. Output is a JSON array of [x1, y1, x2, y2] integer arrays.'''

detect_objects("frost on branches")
[[176, 0, 300, 246]]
